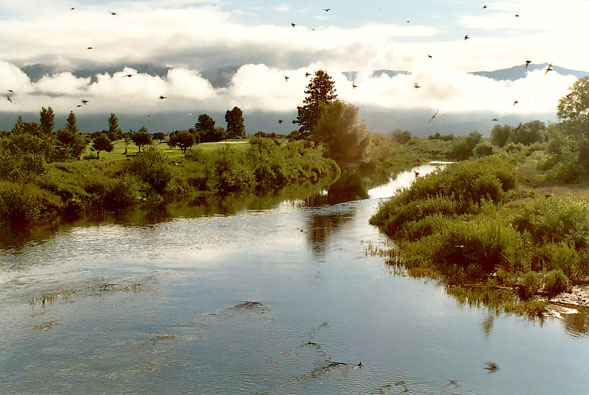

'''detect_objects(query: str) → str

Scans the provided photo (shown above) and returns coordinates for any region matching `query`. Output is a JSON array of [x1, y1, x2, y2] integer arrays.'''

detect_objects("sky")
[[0, 0, 587, 134]]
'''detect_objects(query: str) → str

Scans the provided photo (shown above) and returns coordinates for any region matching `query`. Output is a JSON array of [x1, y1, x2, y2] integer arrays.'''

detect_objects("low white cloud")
[[0, 59, 575, 121]]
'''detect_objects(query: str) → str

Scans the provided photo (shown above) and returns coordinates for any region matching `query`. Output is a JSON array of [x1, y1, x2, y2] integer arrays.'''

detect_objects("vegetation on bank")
[[0, 137, 339, 230], [370, 78, 589, 317]]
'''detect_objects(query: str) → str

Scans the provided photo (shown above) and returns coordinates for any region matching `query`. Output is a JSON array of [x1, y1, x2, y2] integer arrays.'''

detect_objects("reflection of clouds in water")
[[368, 163, 448, 199]]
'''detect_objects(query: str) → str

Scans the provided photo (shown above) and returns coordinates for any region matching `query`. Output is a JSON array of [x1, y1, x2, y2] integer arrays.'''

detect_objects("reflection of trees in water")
[[304, 170, 368, 207], [0, 179, 332, 251], [560, 307, 589, 337], [307, 213, 354, 258], [481, 312, 495, 338]]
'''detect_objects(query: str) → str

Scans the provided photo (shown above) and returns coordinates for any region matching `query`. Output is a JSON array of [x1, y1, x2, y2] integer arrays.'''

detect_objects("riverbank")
[[0, 137, 340, 232], [370, 155, 589, 317]]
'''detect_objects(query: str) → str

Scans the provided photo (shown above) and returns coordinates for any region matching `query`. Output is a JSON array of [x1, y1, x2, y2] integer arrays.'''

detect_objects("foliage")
[[225, 106, 245, 138], [132, 127, 152, 152], [557, 76, 589, 140], [153, 132, 166, 143], [107, 113, 123, 140], [390, 129, 412, 145], [65, 111, 79, 134], [56, 128, 87, 160], [92, 133, 114, 159], [313, 100, 370, 164], [169, 130, 195, 153], [474, 142, 494, 157], [40, 106, 55, 136], [544, 270, 570, 295], [0, 183, 42, 228], [195, 114, 216, 135], [491, 125, 512, 148], [126, 146, 173, 194], [296, 70, 337, 136], [448, 131, 482, 160], [512, 121, 546, 145]]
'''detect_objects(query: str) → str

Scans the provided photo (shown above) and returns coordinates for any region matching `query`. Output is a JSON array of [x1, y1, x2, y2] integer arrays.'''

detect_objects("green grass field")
[[84, 138, 250, 161]]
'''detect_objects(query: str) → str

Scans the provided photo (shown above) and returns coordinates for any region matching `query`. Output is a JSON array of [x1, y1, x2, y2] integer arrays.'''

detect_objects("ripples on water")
[[1, 164, 589, 394]]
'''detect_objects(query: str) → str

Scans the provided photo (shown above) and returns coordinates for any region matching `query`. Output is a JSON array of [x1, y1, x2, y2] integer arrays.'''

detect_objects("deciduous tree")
[[225, 106, 245, 139]]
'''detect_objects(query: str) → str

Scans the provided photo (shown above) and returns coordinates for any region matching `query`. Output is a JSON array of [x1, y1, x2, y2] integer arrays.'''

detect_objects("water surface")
[[1, 164, 588, 394]]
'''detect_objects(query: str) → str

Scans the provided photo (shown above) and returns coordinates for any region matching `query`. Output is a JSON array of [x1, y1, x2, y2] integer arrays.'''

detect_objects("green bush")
[[520, 271, 542, 300], [0, 183, 42, 227], [544, 270, 570, 295], [126, 146, 173, 195]]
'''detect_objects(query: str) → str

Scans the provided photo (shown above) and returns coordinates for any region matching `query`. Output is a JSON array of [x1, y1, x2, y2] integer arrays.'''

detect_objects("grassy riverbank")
[[370, 154, 589, 317], [0, 137, 339, 231]]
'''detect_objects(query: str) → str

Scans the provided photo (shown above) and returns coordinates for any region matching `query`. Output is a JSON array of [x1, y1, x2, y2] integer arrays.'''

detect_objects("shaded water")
[[1, 164, 588, 394]]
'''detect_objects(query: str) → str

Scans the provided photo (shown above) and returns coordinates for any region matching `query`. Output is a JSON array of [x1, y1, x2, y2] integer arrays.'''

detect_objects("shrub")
[[544, 270, 569, 295], [520, 271, 542, 300], [126, 146, 173, 195], [0, 183, 42, 228]]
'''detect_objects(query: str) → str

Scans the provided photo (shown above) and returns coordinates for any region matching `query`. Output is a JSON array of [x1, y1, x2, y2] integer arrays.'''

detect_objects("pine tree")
[[65, 111, 79, 134], [295, 70, 337, 137], [40, 106, 55, 135]]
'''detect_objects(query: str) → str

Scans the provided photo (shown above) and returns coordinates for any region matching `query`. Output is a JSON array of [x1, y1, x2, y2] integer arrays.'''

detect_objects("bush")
[[474, 142, 494, 157], [0, 183, 42, 228], [126, 146, 173, 195], [544, 270, 570, 295], [520, 271, 542, 300]]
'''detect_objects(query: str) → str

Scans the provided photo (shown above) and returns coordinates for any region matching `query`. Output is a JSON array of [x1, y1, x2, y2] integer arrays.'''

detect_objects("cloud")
[[0, 58, 575, 121]]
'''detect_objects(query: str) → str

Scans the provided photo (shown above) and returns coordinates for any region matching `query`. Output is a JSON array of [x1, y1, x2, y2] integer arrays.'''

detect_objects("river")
[[1, 163, 588, 394]]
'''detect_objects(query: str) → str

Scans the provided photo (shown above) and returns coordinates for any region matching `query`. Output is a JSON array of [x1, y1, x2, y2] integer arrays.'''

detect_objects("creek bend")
[[1, 163, 588, 394]]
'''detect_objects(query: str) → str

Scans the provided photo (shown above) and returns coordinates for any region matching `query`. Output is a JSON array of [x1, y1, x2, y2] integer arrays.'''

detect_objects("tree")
[[40, 107, 55, 136], [225, 106, 245, 139], [92, 133, 114, 159], [122, 130, 134, 154], [313, 100, 369, 164], [65, 111, 79, 134], [195, 114, 216, 135], [557, 76, 589, 140], [132, 127, 152, 152], [107, 113, 122, 141], [153, 132, 166, 144], [512, 120, 545, 146], [491, 125, 512, 148], [169, 130, 195, 153], [390, 129, 412, 145], [296, 70, 337, 137], [56, 128, 86, 159]]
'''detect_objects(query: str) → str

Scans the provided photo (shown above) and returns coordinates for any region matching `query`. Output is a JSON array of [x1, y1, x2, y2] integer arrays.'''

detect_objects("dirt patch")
[[550, 285, 589, 308]]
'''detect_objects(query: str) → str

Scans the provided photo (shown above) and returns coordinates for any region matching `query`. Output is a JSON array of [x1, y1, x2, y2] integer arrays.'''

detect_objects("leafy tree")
[[107, 113, 122, 141], [512, 120, 546, 145], [122, 130, 134, 154], [313, 100, 369, 163], [132, 127, 152, 152], [195, 114, 216, 135], [390, 129, 412, 145], [225, 106, 245, 139], [169, 130, 195, 153], [557, 76, 589, 140], [296, 70, 337, 137], [56, 129, 86, 159], [92, 133, 114, 159], [153, 132, 166, 144], [65, 111, 79, 134], [40, 107, 55, 136], [449, 131, 482, 161], [491, 125, 512, 148]]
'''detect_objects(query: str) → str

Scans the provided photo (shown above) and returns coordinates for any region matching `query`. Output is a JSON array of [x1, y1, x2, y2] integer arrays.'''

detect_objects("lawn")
[[84, 138, 250, 161]]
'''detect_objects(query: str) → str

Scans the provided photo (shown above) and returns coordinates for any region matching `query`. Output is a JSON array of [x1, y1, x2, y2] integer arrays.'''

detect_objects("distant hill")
[[471, 63, 589, 81]]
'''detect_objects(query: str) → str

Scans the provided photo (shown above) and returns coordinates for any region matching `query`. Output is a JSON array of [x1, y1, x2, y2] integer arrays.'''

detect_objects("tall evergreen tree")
[[107, 113, 122, 140], [65, 111, 79, 134], [296, 70, 337, 137], [40, 106, 55, 135], [225, 106, 245, 139]]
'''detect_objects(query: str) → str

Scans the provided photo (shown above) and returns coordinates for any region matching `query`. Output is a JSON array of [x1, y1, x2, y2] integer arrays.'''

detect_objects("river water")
[[1, 163, 588, 394]]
